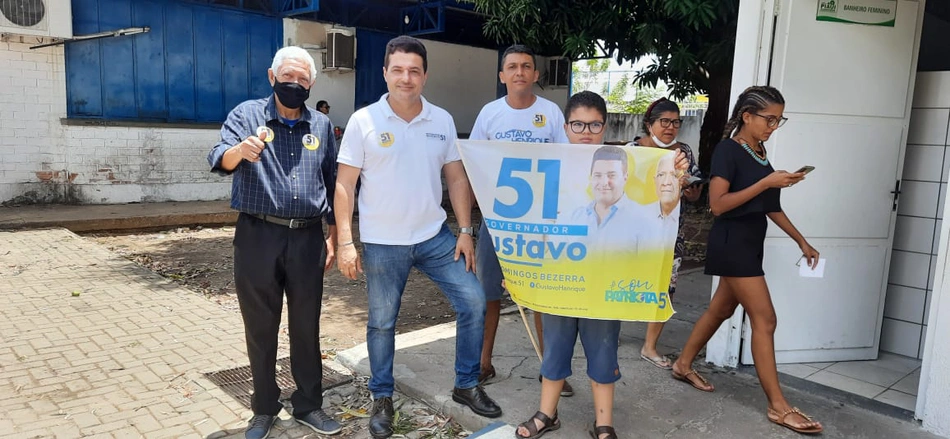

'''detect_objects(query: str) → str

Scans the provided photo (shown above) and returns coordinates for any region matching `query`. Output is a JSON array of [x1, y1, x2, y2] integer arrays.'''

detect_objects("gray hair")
[[270, 46, 317, 84]]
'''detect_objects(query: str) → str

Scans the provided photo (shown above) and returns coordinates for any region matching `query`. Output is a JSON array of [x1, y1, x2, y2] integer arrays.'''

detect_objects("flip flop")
[[640, 353, 673, 370], [767, 407, 823, 434], [671, 368, 715, 392]]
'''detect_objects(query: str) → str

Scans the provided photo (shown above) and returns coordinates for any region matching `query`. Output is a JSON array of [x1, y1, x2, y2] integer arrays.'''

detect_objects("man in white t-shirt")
[[470, 44, 574, 395], [334, 36, 502, 439]]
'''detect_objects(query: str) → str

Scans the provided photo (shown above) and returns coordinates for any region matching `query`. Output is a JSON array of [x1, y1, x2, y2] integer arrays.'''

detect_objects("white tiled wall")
[[885, 72, 950, 359]]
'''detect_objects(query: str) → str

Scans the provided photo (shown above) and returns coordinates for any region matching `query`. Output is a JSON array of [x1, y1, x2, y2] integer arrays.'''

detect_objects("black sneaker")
[[452, 385, 502, 418], [244, 414, 276, 439], [368, 396, 395, 439]]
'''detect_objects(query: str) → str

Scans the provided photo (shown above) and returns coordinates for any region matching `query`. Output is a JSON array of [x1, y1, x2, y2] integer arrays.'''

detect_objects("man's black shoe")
[[368, 396, 395, 439], [452, 385, 502, 418]]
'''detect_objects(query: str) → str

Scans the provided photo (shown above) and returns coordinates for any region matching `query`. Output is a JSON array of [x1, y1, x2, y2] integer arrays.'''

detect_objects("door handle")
[[891, 180, 901, 212]]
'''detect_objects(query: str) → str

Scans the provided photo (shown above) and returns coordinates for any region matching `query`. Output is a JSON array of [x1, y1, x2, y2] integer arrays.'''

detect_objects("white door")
[[735, 0, 923, 364]]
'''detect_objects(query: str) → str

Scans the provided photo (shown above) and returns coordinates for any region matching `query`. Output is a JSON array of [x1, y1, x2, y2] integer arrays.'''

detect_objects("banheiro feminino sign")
[[817, 0, 897, 27]]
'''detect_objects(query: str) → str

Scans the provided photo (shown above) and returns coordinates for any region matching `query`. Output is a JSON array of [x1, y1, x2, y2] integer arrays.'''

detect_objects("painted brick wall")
[[0, 39, 230, 205]]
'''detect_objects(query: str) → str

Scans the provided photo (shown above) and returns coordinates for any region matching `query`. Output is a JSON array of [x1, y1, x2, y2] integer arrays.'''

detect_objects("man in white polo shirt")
[[334, 36, 502, 439], [470, 44, 574, 397]]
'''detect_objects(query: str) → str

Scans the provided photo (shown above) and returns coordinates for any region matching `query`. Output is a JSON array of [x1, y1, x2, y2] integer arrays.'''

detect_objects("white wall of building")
[[421, 38, 499, 135], [0, 38, 227, 205], [535, 85, 569, 112]]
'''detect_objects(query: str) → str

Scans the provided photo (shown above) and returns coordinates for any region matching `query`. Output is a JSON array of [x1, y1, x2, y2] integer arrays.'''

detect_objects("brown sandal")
[[515, 411, 560, 439], [767, 407, 823, 434], [588, 422, 618, 439], [671, 368, 715, 392]]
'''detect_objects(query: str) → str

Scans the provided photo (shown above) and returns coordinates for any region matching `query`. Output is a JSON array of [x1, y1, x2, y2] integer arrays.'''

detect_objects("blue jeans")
[[363, 224, 486, 398]]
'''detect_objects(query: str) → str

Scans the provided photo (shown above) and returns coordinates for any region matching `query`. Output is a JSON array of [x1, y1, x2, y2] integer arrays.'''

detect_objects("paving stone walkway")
[[0, 229, 347, 439]]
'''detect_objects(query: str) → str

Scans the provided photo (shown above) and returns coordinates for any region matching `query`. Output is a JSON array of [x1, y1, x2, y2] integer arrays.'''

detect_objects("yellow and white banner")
[[458, 140, 679, 322]]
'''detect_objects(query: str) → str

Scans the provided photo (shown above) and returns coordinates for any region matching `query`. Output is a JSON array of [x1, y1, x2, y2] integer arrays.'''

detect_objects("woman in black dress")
[[670, 86, 823, 435]]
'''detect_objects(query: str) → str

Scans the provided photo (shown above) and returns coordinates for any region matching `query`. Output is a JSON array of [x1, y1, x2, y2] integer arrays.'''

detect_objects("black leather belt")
[[248, 213, 321, 229]]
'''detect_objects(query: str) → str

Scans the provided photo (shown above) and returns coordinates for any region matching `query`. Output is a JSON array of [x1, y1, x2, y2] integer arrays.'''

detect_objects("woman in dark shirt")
[[670, 86, 823, 435]]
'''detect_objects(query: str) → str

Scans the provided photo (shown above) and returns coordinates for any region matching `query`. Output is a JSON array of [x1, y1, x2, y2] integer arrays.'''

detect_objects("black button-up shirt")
[[208, 95, 337, 224]]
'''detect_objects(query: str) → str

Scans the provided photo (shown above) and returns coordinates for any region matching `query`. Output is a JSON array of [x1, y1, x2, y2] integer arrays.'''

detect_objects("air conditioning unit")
[[324, 29, 355, 71], [547, 57, 570, 87], [0, 0, 72, 40]]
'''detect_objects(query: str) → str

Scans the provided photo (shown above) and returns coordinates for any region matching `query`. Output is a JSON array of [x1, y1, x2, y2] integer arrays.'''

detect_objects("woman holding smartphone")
[[670, 86, 823, 435], [632, 98, 703, 370]]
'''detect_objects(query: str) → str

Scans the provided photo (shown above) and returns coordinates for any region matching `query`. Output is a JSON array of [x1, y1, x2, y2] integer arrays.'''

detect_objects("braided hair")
[[722, 86, 786, 139], [642, 97, 681, 135]]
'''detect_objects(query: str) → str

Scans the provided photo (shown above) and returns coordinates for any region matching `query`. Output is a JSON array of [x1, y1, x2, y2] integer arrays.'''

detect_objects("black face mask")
[[273, 81, 310, 109]]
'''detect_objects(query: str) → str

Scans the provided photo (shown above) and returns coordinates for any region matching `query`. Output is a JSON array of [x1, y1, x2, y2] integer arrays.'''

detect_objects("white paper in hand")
[[799, 258, 826, 278]]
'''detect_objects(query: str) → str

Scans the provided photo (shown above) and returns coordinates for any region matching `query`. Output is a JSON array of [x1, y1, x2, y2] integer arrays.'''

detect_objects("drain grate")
[[204, 357, 353, 408]]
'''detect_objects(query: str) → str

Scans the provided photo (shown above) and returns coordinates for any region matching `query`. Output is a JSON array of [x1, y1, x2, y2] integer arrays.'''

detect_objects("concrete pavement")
[[337, 270, 940, 439]]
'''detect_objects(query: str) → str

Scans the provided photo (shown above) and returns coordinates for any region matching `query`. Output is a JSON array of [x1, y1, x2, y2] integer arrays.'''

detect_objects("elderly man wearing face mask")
[[208, 46, 341, 439]]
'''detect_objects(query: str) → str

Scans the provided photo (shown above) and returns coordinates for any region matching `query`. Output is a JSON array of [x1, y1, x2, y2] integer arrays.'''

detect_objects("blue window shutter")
[[133, 1, 167, 119], [165, 3, 196, 121], [66, 0, 281, 123], [66, 0, 102, 117]]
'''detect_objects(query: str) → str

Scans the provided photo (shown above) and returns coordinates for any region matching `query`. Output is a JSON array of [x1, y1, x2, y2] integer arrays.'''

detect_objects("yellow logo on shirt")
[[256, 126, 275, 142], [302, 134, 319, 151], [533, 114, 546, 128], [379, 132, 395, 147]]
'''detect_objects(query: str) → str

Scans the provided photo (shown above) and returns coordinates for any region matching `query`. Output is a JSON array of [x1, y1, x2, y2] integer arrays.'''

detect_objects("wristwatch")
[[459, 226, 474, 236]]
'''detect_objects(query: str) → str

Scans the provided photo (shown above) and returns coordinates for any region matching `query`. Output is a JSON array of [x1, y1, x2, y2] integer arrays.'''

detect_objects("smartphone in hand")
[[795, 165, 815, 175]]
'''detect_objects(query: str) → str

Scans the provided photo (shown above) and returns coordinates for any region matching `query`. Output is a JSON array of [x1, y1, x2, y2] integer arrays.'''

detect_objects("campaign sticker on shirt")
[[533, 114, 546, 128], [379, 132, 395, 148], [256, 126, 275, 142], [302, 134, 319, 151]]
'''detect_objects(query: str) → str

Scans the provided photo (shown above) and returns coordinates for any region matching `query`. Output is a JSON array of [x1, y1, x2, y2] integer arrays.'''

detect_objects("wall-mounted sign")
[[816, 0, 897, 27]]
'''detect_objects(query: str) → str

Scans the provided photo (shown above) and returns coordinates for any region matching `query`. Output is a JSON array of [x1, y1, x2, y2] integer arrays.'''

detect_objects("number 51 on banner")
[[494, 158, 561, 220]]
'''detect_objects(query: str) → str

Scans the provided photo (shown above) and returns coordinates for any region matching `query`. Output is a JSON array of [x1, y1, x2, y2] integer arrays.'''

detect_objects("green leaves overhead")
[[471, 0, 739, 99]]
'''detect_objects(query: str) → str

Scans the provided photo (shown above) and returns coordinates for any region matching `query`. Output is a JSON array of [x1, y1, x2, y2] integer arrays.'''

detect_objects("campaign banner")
[[458, 140, 679, 322]]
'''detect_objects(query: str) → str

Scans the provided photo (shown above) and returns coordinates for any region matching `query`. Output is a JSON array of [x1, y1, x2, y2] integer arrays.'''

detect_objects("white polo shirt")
[[469, 96, 569, 143], [337, 94, 459, 245]]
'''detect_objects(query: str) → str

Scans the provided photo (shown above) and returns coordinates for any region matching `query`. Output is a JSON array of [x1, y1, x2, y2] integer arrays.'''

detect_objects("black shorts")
[[704, 214, 767, 277]]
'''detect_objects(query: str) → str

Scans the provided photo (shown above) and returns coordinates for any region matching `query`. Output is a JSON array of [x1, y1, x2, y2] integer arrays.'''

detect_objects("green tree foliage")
[[572, 59, 667, 114], [471, 0, 739, 172]]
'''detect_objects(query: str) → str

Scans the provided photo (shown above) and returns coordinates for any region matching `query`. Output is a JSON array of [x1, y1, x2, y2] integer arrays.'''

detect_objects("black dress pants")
[[233, 213, 326, 416]]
